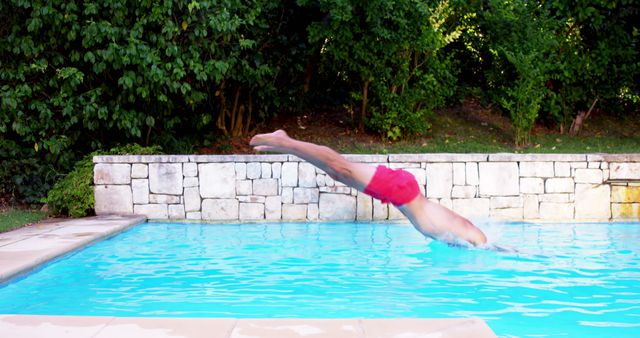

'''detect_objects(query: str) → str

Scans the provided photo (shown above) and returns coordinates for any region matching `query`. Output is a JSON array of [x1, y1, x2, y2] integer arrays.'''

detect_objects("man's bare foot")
[[250, 130, 290, 152]]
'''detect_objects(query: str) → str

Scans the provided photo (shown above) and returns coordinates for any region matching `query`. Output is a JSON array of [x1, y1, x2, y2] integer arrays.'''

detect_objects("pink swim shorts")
[[363, 165, 421, 206]]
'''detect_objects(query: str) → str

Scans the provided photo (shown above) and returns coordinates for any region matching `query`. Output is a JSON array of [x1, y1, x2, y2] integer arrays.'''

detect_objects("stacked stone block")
[[94, 153, 640, 221]]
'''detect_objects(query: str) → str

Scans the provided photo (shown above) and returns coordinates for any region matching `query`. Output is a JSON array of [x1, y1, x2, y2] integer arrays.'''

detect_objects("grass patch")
[[0, 208, 48, 233], [328, 108, 640, 154]]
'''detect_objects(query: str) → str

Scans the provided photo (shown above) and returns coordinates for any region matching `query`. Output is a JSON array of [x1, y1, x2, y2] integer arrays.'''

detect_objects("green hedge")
[[1, 0, 638, 203], [43, 145, 162, 217]]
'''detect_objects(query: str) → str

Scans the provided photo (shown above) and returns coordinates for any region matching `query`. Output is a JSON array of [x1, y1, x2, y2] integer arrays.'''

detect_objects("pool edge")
[[0, 315, 498, 338], [0, 215, 146, 283]]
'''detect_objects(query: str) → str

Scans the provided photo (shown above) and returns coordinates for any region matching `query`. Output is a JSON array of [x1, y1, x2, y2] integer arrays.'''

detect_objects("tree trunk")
[[359, 80, 369, 132], [569, 98, 598, 136]]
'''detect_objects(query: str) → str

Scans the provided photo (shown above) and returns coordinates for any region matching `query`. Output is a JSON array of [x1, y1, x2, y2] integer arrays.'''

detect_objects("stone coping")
[[0, 315, 496, 338], [0, 215, 145, 283], [94, 153, 640, 163]]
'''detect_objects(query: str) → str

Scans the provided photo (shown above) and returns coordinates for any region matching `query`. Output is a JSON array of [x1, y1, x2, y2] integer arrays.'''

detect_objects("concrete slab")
[[0, 314, 115, 338], [95, 317, 236, 338], [231, 319, 363, 338], [0, 316, 497, 338], [361, 318, 497, 338], [0, 215, 145, 282]]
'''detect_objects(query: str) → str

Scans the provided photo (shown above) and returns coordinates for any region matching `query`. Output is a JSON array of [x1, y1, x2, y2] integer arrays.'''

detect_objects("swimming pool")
[[0, 221, 638, 337]]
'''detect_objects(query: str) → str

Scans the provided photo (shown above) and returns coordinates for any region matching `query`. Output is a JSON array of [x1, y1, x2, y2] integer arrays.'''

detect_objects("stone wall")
[[93, 154, 640, 221]]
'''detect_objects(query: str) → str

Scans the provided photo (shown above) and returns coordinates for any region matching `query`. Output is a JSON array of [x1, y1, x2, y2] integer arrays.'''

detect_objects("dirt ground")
[[201, 99, 639, 154]]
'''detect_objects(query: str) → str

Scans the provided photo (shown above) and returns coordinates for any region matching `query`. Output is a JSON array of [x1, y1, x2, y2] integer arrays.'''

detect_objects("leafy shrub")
[[43, 145, 162, 217], [480, 0, 557, 146], [306, 0, 459, 139], [0, 140, 55, 204]]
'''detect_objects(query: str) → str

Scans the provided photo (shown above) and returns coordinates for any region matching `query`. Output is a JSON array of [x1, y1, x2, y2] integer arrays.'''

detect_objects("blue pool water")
[[1, 221, 639, 337]]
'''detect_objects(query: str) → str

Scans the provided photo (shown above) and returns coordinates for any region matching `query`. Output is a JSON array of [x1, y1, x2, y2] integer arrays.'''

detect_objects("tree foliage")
[[306, 0, 459, 139], [0, 0, 638, 203]]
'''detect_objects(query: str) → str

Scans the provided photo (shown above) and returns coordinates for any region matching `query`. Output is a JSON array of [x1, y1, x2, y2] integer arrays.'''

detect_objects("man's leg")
[[250, 130, 376, 191], [251, 130, 488, 247]]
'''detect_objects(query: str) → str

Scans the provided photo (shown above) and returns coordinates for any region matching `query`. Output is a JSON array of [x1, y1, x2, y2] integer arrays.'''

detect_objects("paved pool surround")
[[94, 153, 640, 221]]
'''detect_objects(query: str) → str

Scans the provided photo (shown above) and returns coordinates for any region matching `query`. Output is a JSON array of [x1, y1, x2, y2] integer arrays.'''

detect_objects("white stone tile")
[[282, 204, 307, 220], [574, 169, 603, 183], [261, 163, 272, 178], [490, 208, 523, 220], [545, 178, 574, 193], [451, 186, 476, 199], [575, 184, 611, 219], [610, 163, 640, 180], [299, 162, 317, 187], [94, 163, 131, 185], [183, 177, 199, 188], [372, 199, 388, 220], [490, 196, 523, 209], [356, 193, 373, 221], [236, 180, 252, 196], [465, 162, 479, 185], [272, 162, 282, 179], [539, 193, 571, 203], [183, 162, 198, 177], [319, 186, 351, 194], [293, 188, 319, 204], [265, 196, 282, 220], [131, 163, 148, 178], [389, 162, 421, 169], [319, 193, 356, 220], [132, 179, 149, 204], [479, 162, 519, 196], [307, 204, 319, 220], [539, 202, 573, 219], [149, 194, 180, 204], [453, 163, 466, 186], [237, 195, 266, 203], [149, 163, 182, 195], [253, 179, 278, 196], [134, 204, 168, 219], [199, 163, 235, 198], [186, 212, 201, 220], [554, 162, 571, 176], [95, 185, 133, 215], [246, 162, 261, 179], [184, 187, 200, 212], [570, 162, 588, 169], [281, 187, 294, 204], [168, 204, 185, 219], [523, 195, 539, 219], [452, 198, 490, 218], [520, 177, 544, 194], [239, 203, 264, 220], [519, 161, 554, 177], [235, 163, 247, 180], [201, 199, 238, 220], [281, 162, 298, 187], [426, 163, 453, 198]]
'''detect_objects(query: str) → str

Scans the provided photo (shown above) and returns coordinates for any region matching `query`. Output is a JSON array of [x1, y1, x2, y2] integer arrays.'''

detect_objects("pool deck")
[[0, 216, 497, 338]]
